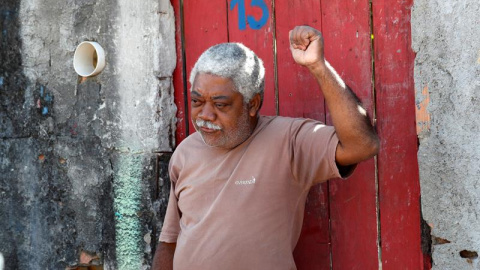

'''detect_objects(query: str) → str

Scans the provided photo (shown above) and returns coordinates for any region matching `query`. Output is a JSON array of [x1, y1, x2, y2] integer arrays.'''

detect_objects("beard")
[[194, 107, 253, 149]]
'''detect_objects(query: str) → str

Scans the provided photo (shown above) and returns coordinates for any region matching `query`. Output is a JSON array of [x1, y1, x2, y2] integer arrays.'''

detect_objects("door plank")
[[372, 0, 423, 268], [275, 1, 331, 269], [228, 0, 276, 115], [294, 243, 331, 270], [275, 0, 325, 121], [321, 0, 380, 269], [183, 0, 229, 134], [172, 0, 187, 144], [293, 184, 331, 270]]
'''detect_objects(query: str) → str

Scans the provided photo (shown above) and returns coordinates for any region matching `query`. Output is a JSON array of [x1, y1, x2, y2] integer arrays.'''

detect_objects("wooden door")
[[171, 0, 423, 269]]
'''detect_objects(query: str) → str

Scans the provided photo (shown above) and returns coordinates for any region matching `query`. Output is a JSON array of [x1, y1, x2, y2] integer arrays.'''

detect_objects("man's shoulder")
[[258, 115, 323, 131], [174, 132, 204, 153], [255, 115, 332, 145], [252, 115, 307, 142], [169, 132, 208, 172], [258, 115, 300, 127]]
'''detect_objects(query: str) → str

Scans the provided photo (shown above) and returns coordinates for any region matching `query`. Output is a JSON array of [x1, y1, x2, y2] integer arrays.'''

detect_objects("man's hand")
[[289, 26, 325, 70]]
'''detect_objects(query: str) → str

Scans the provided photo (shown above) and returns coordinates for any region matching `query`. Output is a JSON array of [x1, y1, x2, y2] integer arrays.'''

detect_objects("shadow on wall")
[[0, 1, 28, 269]]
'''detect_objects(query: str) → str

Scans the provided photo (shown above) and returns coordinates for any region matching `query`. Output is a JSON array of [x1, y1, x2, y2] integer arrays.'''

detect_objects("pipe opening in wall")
[[74, 41, 106, 77]]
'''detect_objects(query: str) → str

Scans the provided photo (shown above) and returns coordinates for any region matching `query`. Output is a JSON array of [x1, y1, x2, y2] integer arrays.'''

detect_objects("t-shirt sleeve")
[[158, 162, 181, 243], [290, 119, 355, 187]]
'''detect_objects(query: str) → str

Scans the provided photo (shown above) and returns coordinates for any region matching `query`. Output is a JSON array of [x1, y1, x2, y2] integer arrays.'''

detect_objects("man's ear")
[[248, 94, 262, 117]]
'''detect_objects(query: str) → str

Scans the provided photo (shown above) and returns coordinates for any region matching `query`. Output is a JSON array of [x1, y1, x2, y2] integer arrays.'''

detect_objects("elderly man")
[[152, 26, 379, 270]]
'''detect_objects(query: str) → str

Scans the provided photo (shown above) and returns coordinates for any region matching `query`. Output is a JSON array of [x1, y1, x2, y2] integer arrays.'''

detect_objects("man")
[[152, 26, 379, 270]]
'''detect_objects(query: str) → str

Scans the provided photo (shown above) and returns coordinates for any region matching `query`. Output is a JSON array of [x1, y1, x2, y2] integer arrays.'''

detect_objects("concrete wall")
[[412, 0, 480, 269], [0, 0, 176, 269]]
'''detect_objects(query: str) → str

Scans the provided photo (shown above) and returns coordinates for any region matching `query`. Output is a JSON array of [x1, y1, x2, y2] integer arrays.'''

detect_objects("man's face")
[[191, 73, 255, 149]]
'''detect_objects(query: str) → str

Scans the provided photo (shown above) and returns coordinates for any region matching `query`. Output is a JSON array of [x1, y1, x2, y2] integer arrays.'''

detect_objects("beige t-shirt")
[[160, 116, 347, 270]]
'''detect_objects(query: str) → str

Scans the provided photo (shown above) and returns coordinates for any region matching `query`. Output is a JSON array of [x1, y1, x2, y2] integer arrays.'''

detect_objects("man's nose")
[[198, 103, 216, 121]]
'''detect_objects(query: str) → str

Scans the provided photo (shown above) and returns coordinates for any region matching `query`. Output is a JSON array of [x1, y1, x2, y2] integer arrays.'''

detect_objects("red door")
[[171, 0, 423, 268]]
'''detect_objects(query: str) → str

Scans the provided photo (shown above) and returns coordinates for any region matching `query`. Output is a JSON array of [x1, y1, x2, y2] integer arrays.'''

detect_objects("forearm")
[[309, 61, 379, 165], [151, 242, 176, 270]]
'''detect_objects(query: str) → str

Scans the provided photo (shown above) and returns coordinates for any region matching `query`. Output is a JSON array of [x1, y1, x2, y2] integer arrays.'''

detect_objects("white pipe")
[[0, 252, 4, 270], [73, 41, 106, 77]]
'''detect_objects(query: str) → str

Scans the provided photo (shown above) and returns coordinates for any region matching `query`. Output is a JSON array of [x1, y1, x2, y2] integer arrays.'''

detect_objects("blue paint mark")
[[42, 107, 48, 115], [230, 0, 269, 31], [44, 93, 52, 103], [40, 85, 44, 97], [0, 77, 4, 86], [247, 0, 269, 30], [114, 155, 143, 269], [231, 0, 247, 30], [2, 29, 6, 36]]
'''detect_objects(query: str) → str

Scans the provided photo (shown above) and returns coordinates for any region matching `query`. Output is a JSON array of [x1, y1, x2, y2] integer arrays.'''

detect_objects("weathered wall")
[[0, 0, 176, 269], [412, 1, 480, 269]]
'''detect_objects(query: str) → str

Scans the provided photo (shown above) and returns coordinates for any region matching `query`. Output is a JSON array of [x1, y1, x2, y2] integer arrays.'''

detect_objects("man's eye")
[[215, 103, 226, 108], [191, 99, 202, 107]]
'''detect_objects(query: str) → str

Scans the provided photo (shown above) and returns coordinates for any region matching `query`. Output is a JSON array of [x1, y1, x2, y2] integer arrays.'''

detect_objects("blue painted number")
[[230, 0, 269, 30], [248, 0, 269, 30], [231, 0, 247, 30]]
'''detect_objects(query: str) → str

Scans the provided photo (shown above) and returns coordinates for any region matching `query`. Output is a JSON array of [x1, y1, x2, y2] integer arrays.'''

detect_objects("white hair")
[[189, 43, 265, 105]]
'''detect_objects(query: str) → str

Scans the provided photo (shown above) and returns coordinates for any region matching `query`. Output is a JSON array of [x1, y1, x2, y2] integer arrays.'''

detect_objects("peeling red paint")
[[416, 85, 431, 136]]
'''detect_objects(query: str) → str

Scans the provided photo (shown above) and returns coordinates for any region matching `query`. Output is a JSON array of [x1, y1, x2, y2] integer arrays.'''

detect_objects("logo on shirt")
[[235, 176, 256, 185]]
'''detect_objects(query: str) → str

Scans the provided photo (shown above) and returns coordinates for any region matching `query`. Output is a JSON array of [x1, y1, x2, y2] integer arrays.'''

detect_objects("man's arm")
[[289, 26, 380, 166], [151, 242, 176, 270]]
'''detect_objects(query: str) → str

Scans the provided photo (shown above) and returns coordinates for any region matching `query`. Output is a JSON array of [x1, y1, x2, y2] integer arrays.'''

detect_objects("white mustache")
[[196, 119, 222, 130]]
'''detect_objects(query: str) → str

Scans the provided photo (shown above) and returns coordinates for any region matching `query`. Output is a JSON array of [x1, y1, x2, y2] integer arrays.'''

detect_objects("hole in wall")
[[420, 203, 433, 269], [459, 250, 478, 259], [432, 236, 451, 245]]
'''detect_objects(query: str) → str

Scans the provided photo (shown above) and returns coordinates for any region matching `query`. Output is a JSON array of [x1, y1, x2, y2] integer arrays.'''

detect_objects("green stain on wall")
[[114, 154, 143, 270]]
